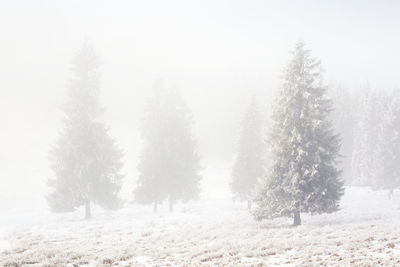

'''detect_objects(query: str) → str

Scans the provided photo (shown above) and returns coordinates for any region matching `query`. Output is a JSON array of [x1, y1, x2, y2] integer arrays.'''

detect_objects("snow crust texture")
[[1, 187, 400, 266]]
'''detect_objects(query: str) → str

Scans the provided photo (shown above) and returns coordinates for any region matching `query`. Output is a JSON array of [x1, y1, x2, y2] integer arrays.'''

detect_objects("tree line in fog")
[[48, 40, 398, 226]]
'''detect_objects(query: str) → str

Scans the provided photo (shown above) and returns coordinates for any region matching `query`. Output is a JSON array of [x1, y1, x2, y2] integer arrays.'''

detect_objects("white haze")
[[1, 0, 400, 212]]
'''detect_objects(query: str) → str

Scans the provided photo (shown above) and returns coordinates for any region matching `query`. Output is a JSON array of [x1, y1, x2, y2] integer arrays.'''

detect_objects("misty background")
[[1, 0, 400, 213]]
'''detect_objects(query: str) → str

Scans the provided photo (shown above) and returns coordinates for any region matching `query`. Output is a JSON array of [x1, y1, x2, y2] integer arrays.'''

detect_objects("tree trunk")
[[153, 201, 158, 212], [247, 199, 252, 211], [85, 199, 91, 219], [293, 210, 301, 226], [169, 196, 174, 213]]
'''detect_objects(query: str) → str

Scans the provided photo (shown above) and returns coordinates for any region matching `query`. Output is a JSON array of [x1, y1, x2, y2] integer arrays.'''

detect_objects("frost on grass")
[[2, 187, 400, 266]]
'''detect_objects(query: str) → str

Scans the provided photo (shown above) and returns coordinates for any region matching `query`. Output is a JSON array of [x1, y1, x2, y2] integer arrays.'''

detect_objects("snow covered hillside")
[[1, 187, 400, 266]]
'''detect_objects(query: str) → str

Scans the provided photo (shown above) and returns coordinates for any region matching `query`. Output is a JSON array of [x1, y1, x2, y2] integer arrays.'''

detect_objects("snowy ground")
[[2, 187, 400, 266]]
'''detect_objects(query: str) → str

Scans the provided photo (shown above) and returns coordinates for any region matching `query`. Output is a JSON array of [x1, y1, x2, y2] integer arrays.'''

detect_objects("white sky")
[[1, 0, 400, 205]]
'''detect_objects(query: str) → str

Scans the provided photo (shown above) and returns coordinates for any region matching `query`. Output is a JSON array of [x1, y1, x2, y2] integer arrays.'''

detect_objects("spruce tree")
[[352, 87, 386, 186], [253, 42, 344, 226], [134, 85, 201, 212], [231, 97, 265, 210], [330, 86, 357, 184], [47, 42, 124, 219], [372, 90, 400, 198]]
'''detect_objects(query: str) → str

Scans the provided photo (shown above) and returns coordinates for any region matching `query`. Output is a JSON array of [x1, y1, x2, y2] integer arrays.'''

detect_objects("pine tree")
[[134, 84, 201, 212], [47, 42, 124, 219], [231, 97, 265, 210], [351, 87, 385, 186], [253, 42, 344, 226], [372, 90, 400, 198], [330, 86, 357, 184]]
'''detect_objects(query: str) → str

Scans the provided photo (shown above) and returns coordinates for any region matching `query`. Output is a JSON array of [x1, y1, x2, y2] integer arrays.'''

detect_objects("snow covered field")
[[1, 187, 400, 266]]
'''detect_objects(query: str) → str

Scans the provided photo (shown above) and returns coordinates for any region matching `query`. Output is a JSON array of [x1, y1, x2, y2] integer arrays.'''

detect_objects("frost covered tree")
[[231, 97, 265, 210], [351, 87, 386, 186], [253, 42, 344, 226], [134, 84, 201, 212], [330, 86, 357, 184], [372, 90, 400, 198], [47, 42, 124, 219]]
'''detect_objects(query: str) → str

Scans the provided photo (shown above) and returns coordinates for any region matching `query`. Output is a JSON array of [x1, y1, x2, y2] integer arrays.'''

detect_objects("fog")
[[1, 1, 400, 265]]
